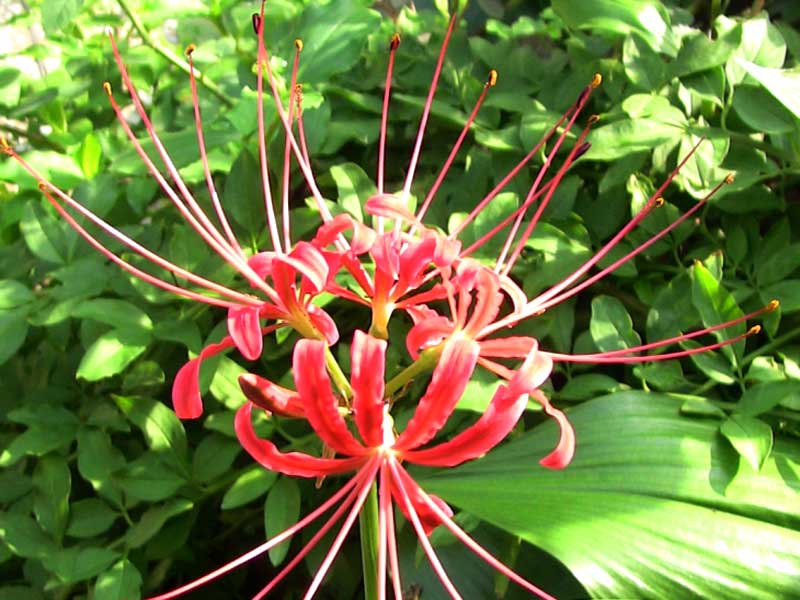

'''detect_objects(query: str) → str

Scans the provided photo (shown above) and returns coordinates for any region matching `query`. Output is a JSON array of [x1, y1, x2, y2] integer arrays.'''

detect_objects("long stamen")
[[186, 44, 244, 257], [412, 69, 497, 231], [145, 467, 368, 600], [252, 460, 380, 600], [387, 459, 462, 599], [399, 13, 458, 213], [409, 468, 557, 600], [378, 33, 401, 199], [380, 460, 404, 600], [304, 459, 381, 599], [103, 82, 280, 303], [546, 325, 762, 364], [253, 12, 283, 254], [281, 40, 304, 251], [37, 184, 253, 309]]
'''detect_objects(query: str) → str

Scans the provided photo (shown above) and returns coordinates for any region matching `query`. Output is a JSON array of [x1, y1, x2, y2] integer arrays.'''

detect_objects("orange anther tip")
[[295, 83, 303, 94], [654, 197, 665, 207], [487, 69, 498, 87], [748, 325, 762, 336], [390, 33, 401, 50], [185, 44, 196, 56], [724, 173, 735, 184], [767, 299, 780, 311], [591, 73, 602, 88], [0, 137, 9, 151], [102, 81, 112, 95], [587, 114, 600, 124], [37, 181, 48, 192], [295, 39, 303, 52]]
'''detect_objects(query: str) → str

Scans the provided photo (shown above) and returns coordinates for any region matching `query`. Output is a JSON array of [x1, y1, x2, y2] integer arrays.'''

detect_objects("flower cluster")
[[1, 2, 777, 598]]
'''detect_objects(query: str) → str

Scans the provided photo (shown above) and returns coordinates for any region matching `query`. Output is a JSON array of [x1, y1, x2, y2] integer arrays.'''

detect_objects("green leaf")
[[192, 434, 241, 483], [739, 381, 800, 417], [76, 328, 151, 381], [21, 201, 67, 265], [330, 162, 376, 222], [113, 396, 188, 465], [41, 0, 84, 34], [222, 148, 262, 235], [423, 392, 800, 599], [590, 295, 641, 352], [733, 59, 800, 120], [622, 34, 667, 90], [732, 85, 798, 134], [690, 262, 745, 364], [125, 499, 193, 549], [119, 454, 186, 502], [221, 465, 278, 510], [558, 374, 626, 401], [0, 280, 35, 309], [77, 132, 103, 179], [66, 499, 119, 538], [32, 455, 71, 541], [77, 428, 126, 500], [0, 513, 57, 559], [50, 547, 120, 583], [552, 0, 677, 55], [672, 24, 742, 77], [762, 280, 800, 313], [94, 559, 143, 600], [685, 343, 737, 384], [71, 299, 153, 331], [0, 309, 29, 366], [0, 424, 77, 467], [265, 477, 301, 566], [720, 414, 774, 471]]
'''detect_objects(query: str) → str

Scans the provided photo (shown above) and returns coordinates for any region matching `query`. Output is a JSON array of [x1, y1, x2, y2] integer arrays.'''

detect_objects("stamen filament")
[[378, 33, 401, 198], [281, 41, 303, 251]]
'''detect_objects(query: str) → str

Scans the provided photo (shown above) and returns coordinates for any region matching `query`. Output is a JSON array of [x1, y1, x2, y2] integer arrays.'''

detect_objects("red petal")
[[307, 304, 339, 345], [294, 339, 366, 456], [238, 373, 305, 418], [394, 337, 480, 452], [533, 389, 575, 470], [395, 237, 436, 296], [235, 403, 365, 477], [478, 336, 536, 359], [390, 462, 453, 536], [405, 316, 453, 360], [350, 331, 387, 447], [312, 213, 375, 254], [365, 193, 422, 228], [278, 241, 329, 294], [172, 337, 236, 419], [227, 305, 263, 360], [247, 251, 276, 280], [462, 268, 503, 336], [404, 343, 553, 467]]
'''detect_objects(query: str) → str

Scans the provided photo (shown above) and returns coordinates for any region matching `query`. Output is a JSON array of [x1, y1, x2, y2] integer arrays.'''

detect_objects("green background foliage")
[[1, 0, 799, 598]]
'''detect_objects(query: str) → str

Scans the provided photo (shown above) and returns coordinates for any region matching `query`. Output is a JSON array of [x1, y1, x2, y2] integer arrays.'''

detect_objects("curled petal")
[[390, 461, 453, 536], [278, 241, 329, 294], [239, 373, 305, 418], [172, 337, 236, 419], [371, 234, 401, 280], [478, 336, 536, 359], [312, 213, 376, 254], [431, 234, 460, 267], [365, 193, 422, 228], [463, 268, 503, 336], [404, 342, 554, 467], [294, 339, 366, 456], [533, 389, 575, 470], [394, 337, 480, 452], [351, 331, 387, 447], [235, 403, 365, 477], [227, 305, 263, 360], [248, 252, 276, 280], [499, 274, 527, 315], [395, 237, 437, 295], [406, 316, 453, 360], [307, 304, 339, 345]]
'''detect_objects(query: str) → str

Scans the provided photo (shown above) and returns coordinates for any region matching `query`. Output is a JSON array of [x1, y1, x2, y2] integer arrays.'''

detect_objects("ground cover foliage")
[[0, 0, 799, 598]]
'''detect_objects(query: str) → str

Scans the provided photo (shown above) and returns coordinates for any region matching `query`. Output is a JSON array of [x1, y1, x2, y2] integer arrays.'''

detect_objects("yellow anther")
[[591, 73, 602, 88], [487, 69, 498, 87], [37, 181, 48, 192], [654, 197, 665, 207], [0, 136, 10, 153], [295, 39, 303, 52], [390, 33, 401, 51], [748, 325, 762, 336], [724, 173, 735, 184], [185, 44, 196, 56], [767, 299, 780, 311], [587, 114, 600, 125], [102, 81, 112, 96]]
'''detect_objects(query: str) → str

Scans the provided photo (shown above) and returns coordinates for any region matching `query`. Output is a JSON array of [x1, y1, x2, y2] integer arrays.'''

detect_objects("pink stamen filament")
[[497, 111, 597, 276], [387, 459, 462, 599], [102, 82, 280, 303], [378, 34, 401, 199], [281, 41, 303, 251], [145, 463, 372, 600], [379, 459, 404, 600], [186, 45, 244, 258], [545, 326, 760, 364], [413, 70, 496, 229], [399, 13, 458, 213]]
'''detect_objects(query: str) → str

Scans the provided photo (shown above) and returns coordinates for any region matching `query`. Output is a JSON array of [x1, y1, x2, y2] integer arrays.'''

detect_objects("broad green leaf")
[[0, 309, 28, 365], [50, 547, 119, 583], [113, 396, 188, 464], [0, 513, 57, 559], [590, 295, 641, 352], [734, 59, 800, 120], [192, 434, 241, 483], [330, 162, 376, 222], [265, 477, 301, 566], [721, 415, 774, 471], [733, 85, 798, 134], [222, 465, 278, 510], [41, 0, 84, 34], [739, 381, 800, 417], [119, 454, 186, 502], [762, 280, 800, 313], [423, 392, 800, 599], [558, 374, 626, 401], [94, 559, 143, 600], [77, 132, 102, 179], [76, 328, 151, 381], [552, 0, 677, 55], [686, 342, 737, 384], [222, 148, 262, 235], [0, 472, 32, 503], [690, 262, 745, 363], [672, 24, 742, 77], [77, 428, 126, 500], [125, 499, 193, 549], [20, 201, 67, 264], [0, 280, 34, 309], [209, 356, 248, 410], [66, 499, 119, 538], [71, 299, 152, 331], [32, 455, 71, 541], [0, 424, 76, 467], [623, 34, 667, 90]]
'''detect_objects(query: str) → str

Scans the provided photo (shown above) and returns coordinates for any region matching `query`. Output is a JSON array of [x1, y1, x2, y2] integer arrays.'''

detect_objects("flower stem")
[[359, 482, 380, 600], [116, 0, 234, 107], [384, 347, 442, 397], [325, 346, 353, 400]]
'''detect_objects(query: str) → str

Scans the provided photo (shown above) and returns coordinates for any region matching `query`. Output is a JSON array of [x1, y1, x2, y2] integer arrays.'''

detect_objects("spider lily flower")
[[148, 330, 559, 600]]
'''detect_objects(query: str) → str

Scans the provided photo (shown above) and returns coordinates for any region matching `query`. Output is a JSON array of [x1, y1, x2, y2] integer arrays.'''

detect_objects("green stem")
[[325, 347, 353, 399], [384, 347, 441, 398], [359, 483, 380, 600], [116, 0, 234, 107]]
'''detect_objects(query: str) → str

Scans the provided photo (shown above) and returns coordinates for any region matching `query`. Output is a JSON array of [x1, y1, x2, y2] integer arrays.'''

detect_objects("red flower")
[[150, 330, 559, 599]]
